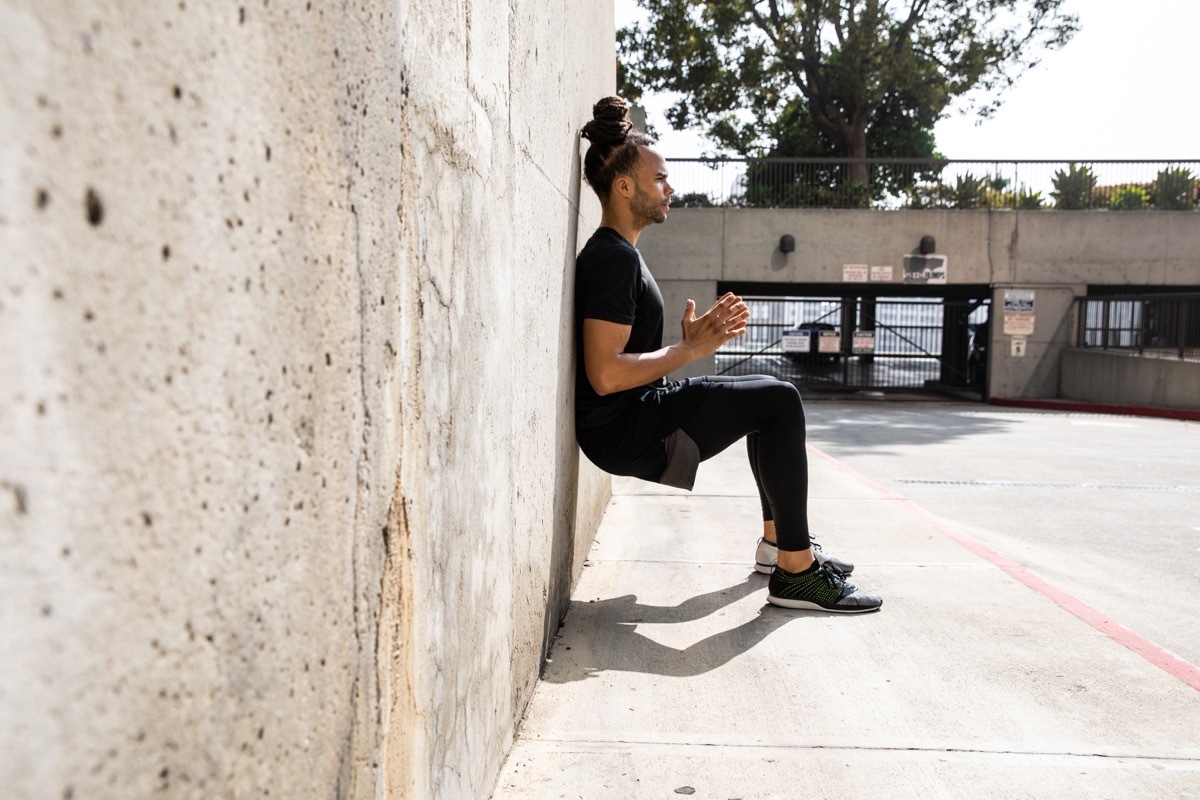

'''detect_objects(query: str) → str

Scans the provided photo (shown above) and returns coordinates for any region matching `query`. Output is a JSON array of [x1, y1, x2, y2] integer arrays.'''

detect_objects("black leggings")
[[679, 375, 811, 552]]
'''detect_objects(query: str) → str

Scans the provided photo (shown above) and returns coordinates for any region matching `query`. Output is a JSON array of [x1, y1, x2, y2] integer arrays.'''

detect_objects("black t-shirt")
[[574, 227, 665, 429]]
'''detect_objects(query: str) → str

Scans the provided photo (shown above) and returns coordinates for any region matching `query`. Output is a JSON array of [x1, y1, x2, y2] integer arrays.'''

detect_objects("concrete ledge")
[[1060, 348, 1200, 411]]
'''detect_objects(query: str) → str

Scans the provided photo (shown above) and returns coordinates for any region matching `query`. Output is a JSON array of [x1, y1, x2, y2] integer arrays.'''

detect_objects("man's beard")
[[631, 184, 667, 226]]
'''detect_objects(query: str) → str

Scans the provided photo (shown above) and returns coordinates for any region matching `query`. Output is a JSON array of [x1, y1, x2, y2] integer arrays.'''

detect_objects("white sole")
[[766, 595, 881, 613]]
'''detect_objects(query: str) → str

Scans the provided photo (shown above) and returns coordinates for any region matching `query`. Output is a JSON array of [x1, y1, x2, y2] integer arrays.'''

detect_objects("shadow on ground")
[[542, 573, 848, 682]]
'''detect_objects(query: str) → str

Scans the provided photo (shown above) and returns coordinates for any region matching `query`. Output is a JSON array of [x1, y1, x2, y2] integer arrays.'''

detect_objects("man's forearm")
[[589, 342, 697, 396]]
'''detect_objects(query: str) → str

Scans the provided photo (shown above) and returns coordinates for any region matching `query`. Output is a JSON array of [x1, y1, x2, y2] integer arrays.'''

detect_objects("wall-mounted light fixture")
[[779, 234, 795, 253], [918, 234, 936, 254]]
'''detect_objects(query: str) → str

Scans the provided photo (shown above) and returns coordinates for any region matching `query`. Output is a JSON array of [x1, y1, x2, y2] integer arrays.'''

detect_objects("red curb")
[[988, 396, 1200, 422]]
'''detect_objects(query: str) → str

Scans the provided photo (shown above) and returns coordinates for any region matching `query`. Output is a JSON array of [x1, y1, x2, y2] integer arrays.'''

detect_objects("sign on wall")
[[842, 264, 894, 282], [902, 254, 947, 284], [843, 264, 869, 282], [1003, 290, 1036, 335]]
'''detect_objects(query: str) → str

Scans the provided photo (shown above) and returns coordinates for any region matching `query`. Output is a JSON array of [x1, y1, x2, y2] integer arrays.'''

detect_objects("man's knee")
[[766, 378, 802, 411]]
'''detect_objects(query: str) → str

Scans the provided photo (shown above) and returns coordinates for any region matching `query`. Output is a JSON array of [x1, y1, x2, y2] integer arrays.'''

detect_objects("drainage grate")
[[895, 479, 1200, 493]]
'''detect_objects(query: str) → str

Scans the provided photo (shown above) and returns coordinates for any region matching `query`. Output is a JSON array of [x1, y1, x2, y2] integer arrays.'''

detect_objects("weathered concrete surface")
[[1, 2, 611, 799], [639, 208, 1200, 287], [1062, 348, 1200, 410], [493, 400, 1200, 799]]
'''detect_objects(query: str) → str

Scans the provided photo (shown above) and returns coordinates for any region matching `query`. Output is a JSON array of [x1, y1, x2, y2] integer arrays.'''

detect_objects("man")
[[573, 97, 881, 613]]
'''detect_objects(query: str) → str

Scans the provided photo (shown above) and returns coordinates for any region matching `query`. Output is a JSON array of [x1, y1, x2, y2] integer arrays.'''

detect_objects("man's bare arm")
[[582, 293, 750, 396]]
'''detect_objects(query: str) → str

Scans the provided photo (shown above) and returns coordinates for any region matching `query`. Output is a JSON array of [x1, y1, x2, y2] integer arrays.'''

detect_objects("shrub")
[[676, 192, 715, 208], [825, 180, 872, 209], [906, 183, 953, 209], [1051, 163, 1097, 209], [1153, 167, 1196, 210], [952, 172, 990, 209], [1110, 185, 1149, 210], [1016, 188, 1044, 209], [985, 190, 1017, 209]]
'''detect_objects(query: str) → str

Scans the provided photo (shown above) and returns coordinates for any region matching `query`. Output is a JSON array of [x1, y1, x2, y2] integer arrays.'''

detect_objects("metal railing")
[[666, 158, 1200, 211], [1074, 293, 1200, 362]]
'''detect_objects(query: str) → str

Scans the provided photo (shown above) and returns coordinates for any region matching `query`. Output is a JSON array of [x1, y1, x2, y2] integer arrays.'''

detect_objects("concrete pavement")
[[492, 400, 1200, 799]]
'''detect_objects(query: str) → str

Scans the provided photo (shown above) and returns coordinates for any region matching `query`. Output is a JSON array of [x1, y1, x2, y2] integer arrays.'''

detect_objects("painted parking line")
[[808, 444, 1200, 692]]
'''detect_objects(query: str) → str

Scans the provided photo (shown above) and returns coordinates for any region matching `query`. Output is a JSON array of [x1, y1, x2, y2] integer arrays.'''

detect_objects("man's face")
[[628, 147, 674, 226]]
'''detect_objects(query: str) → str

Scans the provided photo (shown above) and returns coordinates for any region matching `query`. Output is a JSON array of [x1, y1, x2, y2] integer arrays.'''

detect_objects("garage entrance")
[[716, 282, 991, 395]]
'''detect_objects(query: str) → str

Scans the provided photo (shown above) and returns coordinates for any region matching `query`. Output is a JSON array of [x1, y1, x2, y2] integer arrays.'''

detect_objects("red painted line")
[[808, 444, 1200, 692], [989, 396, 1200, 423]]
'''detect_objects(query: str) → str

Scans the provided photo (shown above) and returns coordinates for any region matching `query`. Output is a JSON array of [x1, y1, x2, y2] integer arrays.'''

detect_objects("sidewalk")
[[492, 400, 1200, 799]]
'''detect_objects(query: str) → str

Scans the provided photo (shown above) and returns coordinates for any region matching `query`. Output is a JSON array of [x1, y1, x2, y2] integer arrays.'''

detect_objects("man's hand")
[[680, 292, 750, 357]]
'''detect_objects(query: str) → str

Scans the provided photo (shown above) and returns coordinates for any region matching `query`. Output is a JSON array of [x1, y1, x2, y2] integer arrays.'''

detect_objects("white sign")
[[1010, 336, 1028, 357], [843, 264, 869, 282], [852, 331, 876, 354], [902, 254, 947, 284], [781, 330, 811, 353], [818, 330, 841, 354], [870, 265, 893, 282], [1003, 290, 1036, 314], [1003, 290, 1036, 335]]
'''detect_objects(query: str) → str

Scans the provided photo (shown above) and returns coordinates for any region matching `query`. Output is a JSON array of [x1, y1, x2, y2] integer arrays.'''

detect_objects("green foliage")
[[1109, 185, 1149, 211], [1016, 189, 1044, 209], [1051, 163, 1097, 209], [952, 173, 990, 209], [675, 192, 715, 208], [741, 93, 942, 203], [1153, 167, 1196, 210], [905, 172, 1012, 209], [618, 0, 1079, 168], [740, 168, 872, 208]]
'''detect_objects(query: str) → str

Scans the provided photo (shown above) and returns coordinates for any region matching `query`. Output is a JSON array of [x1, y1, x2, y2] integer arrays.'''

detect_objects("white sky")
[[615, 0, 1200, 160]]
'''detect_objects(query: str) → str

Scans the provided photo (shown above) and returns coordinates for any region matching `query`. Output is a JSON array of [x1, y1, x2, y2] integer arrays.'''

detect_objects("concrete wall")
[[0, 3, 610, 799], [637, 208, 1200, 396], [1061, 349, 1200, 410]]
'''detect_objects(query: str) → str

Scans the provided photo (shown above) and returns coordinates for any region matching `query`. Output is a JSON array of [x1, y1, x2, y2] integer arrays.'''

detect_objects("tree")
[[619, 0, 1079, 186]]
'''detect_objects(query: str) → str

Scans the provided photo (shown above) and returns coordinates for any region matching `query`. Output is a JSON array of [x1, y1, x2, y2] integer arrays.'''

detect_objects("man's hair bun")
[[581, 96, 654, 201], [581, 96, 633, 146]]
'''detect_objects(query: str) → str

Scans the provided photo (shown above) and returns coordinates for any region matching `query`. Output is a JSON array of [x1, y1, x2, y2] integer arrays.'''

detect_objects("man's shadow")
[[542, 573, 813, 683]]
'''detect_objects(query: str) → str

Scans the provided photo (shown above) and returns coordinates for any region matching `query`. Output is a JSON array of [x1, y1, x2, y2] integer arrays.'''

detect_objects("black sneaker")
[[767, 563, 882, 613]]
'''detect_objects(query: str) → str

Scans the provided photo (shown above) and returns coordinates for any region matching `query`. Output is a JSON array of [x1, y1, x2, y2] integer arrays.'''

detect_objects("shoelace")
[[816, 563, 849, 597]]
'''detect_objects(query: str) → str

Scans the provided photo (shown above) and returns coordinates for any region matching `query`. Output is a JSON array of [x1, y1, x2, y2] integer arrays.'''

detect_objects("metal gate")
[[715, 295, 990, 394]]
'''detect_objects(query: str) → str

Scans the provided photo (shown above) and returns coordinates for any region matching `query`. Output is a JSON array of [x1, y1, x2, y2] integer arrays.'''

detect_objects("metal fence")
[[716, 295, 990, 392], [1074, 293, 1200, 362], [667, 158, 1200, 211]]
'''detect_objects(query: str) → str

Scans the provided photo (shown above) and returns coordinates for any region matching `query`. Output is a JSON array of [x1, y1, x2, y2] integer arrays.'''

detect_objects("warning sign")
[[843, 264, 869, 282], [852, 331, 876, 354], [1003, 290, 1036, 335], [818, 330, 841, 354], [781, 330, 812, 353]]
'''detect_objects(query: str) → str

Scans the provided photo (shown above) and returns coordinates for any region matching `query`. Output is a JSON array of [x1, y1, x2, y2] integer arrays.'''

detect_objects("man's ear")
[[612, 173, 633, 199]]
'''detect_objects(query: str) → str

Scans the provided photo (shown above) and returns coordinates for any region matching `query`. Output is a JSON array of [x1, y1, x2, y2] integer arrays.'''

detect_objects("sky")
[[614, 0, 1200, 160]]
